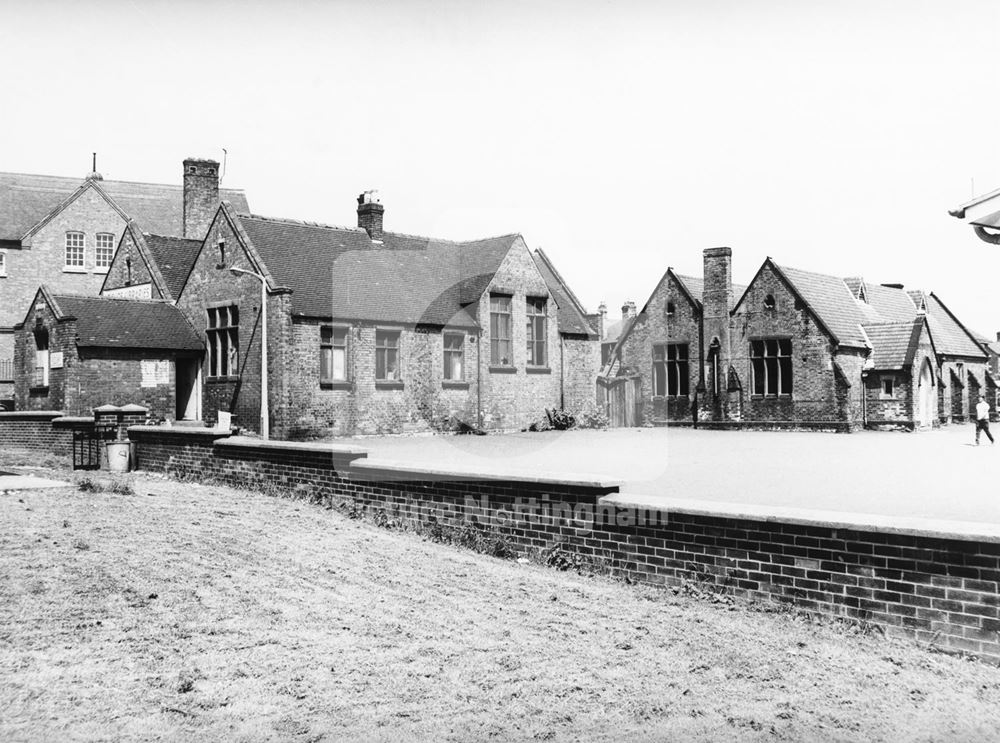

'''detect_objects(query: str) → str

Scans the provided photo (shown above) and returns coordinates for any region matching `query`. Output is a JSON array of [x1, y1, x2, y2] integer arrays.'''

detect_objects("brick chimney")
[[702, 247, 734, 392], [621, 301, 637, 319], [183, 158, 220, 239], [357, 190, 384, 240]]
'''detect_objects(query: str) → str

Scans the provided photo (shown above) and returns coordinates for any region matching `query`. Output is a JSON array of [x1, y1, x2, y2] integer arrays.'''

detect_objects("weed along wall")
[[126, 425, 1000, 663]]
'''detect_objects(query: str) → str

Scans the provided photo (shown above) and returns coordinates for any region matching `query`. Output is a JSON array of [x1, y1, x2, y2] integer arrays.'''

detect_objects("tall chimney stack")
[[183, 158, 220, 239], [702, 246, 734, 386], [357, 190, 384, 240]]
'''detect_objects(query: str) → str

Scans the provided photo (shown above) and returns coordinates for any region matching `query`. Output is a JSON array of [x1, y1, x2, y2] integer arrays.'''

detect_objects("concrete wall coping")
[[128, 424, 232, 437], [0, 410, 64, 419], [52, 416, 98, 425], [601, 492, 1000, 544], [215, 436, 369, 459], [351, 457, 622, 491]]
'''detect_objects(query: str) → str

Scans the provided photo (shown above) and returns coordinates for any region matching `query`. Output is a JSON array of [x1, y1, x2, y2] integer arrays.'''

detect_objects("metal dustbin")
[[105, 441, 134, 473]]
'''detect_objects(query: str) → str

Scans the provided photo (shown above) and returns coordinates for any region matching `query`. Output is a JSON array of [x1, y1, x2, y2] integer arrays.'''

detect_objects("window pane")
[[765, 357, 778, 395], [752, 358, 765, 395], [321, 326, 333, 344], [333, 348, 346, 380], [679, 360, 689, 396], [653, 361, 665, 396], [320, 347, 332, 381], [779, 357, 792, 394]]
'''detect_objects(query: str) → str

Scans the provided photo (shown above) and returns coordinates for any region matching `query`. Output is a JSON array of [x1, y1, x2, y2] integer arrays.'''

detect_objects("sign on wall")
[[140, 360, 170, 388], [49, 352, 63, 369], [103, 283, 152, 300]]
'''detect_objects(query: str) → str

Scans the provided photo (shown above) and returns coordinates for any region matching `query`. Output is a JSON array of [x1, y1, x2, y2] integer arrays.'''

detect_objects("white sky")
[[3, 0, 1000, 334]]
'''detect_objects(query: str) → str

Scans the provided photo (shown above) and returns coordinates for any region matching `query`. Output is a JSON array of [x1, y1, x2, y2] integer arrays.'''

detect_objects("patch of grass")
[[76, 476, 135, 495]]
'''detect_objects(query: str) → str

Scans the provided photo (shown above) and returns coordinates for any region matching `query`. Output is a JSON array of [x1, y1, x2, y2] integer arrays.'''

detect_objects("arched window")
[[763, 294, 776, 310], [666, 301, 675, 317]]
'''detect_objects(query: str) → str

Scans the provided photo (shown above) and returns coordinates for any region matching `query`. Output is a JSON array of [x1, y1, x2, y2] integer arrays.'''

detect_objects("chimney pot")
[[357, 190, 384, 240]]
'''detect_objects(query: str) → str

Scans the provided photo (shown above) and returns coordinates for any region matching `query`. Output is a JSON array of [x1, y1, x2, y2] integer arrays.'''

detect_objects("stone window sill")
[[489, 366, 517, 374], [750, 394, 792, 399], [63, 266, 87, 274], [526, 366, 551, 375], [442, 380, 469, 389], [93, 267, 110, 275], [375, 381, 404, 390], [321, 381, 353, 391]]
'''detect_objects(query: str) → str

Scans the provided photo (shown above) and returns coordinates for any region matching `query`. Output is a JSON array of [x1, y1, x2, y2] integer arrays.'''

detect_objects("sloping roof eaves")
[[531, 249, 596, 338], [772, 263, 871, 349], [52, 295, 202, 350], [239, 215, 518, 327], [926, 293, 988, 359]]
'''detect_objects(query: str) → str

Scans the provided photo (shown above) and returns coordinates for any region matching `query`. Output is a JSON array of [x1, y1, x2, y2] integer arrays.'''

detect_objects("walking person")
[[976, 394, 994, 445]]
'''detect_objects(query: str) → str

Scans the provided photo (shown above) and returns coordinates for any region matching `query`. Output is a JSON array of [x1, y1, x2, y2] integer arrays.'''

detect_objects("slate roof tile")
[[774, 264, 870, 348], [239, 215, 529, 328], [52, 294, 202, 350], [0, 171, 249, 241], [862, 320, 923, 370], [143, 234, 203, 299]]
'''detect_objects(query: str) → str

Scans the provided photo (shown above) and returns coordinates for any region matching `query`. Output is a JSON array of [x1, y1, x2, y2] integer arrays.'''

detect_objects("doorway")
[[916, 358, 934, 427], [176, 358, 201, 421]]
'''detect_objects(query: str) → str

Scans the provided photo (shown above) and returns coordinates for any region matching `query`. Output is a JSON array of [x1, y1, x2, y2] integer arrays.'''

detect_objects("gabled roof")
[[40, 291, 202, 350], [863, 283, 918, 322], [0, 171, 249, 241], [143, 234, 203, 300], [767, 262, 871, 349], [862, 320, 924, 370], [235, 213, 526, 327], [924, 293, 987, 359], [531, 249, 597, 338]]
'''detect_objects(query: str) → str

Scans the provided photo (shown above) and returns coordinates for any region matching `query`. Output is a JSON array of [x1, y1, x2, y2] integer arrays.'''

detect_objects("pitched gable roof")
[[925, 293, 987, 359], [673, 273, 746, 308], [0, 171, 249, 241], [769, 263, 871, 349], [862, 320, 924, 370], [236, 213, 524, 327], [143, 234, 203, 300], [48, 293, 202, 350], [531, 249, 597, 338]]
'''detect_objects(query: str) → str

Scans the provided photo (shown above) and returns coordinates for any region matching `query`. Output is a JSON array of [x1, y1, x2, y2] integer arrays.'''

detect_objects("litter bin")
[[105, 441, 133, 473]]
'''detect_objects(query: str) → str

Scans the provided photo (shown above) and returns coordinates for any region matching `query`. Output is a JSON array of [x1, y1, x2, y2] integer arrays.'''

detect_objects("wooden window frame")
[[750, 338, 792, 396], [207, 305, 239, 379], [526, 297, 547, 368], [65, 231, 85, 269], [490, 294, 513, 367], [320, 325, 350, 386], [443, 331, 465, 381], [95, 233, 115, 270], [375, 328, 402, 382]]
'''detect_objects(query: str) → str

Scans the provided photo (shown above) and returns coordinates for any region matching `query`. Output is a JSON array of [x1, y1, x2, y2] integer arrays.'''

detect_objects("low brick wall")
[[0, 411, 73, 455], [122, 426, 1000, 662]]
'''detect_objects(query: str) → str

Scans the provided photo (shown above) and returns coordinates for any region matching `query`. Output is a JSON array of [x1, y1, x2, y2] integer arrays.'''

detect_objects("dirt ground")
[[3, 451, 1000, 742], [342, 424, 1000, 523]]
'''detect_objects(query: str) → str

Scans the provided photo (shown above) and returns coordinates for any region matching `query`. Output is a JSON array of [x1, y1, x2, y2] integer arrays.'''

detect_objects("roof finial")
[[87, 152, 103, 181]]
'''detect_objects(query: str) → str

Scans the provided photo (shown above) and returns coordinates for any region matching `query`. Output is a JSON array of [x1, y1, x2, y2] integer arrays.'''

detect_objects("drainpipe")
[[559, 335, 565, 410], [476, 330, 482, 428]]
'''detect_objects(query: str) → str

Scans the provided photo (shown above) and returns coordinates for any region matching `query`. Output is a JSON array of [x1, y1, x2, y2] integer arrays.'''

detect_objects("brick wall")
[[0, 411, 71, 453], [618, 272, 701, 425], [732, 264, 861, 427], [125, 425, 1000, 663], [2, 186, 125, 332], [476, 238, 562, 430], [101, 230, 162, 299], [560, 337, 600, 417], [177, 210, 274, 433], [14, 299, 78, 412]]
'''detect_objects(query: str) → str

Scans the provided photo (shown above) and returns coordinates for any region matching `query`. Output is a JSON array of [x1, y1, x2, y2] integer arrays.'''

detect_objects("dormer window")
[[763, 294, 776, 310]]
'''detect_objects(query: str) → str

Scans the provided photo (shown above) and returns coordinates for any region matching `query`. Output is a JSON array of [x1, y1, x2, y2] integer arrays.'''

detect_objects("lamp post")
[[230, 267, 269, 440]]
